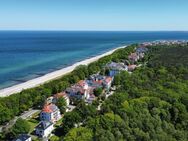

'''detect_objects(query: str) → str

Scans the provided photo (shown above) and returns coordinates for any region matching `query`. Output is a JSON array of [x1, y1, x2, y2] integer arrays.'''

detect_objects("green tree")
[[57, 97, 67, 114], [64, 127, 93, 141], [11, 118, 30, 137], [93, 88, 103, 97]]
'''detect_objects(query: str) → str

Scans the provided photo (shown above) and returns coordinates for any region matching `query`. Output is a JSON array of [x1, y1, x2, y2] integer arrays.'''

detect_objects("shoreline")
[[0, 46, 126, 97]]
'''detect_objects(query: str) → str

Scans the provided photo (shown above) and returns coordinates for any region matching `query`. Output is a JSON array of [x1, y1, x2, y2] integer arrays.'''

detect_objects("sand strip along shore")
[[0, 46, 126, 97]]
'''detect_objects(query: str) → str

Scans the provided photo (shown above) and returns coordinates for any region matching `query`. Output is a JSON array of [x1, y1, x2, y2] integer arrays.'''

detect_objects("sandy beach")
[[0, 46, 126, 97]]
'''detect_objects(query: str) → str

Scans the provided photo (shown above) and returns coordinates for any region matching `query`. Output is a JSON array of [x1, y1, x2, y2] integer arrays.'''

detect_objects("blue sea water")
[[0, 31, 188, 89]]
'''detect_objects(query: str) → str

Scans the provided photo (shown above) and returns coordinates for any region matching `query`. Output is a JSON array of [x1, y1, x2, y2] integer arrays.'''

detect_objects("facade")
[[40, 104, 61, 123], [35, 121, 54, 138], [13, 134, 31, 141], [106, 62, 128, 77], [66, 80, 90, 100]]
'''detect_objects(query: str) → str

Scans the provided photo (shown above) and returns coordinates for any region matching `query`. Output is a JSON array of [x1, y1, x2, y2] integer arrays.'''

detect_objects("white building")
[[66, 80, 90, 100], [35, 121, 54, 138], [40, 103, 61, 123], [106, 62, 128, 77]]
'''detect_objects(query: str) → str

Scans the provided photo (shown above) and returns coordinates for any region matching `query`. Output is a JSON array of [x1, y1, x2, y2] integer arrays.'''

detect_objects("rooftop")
[[42, 103, 59, 113], [36, 121, 53, 130]]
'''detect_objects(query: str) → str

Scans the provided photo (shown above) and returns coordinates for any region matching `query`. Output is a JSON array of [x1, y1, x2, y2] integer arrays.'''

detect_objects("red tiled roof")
[[42, 104, 53, 113]]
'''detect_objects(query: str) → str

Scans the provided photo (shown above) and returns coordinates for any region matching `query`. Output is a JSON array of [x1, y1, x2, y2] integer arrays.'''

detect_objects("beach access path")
[[0, 46, 125, 97]]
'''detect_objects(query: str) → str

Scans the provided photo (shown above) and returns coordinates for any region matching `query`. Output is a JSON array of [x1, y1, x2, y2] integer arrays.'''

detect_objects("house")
[[40, 103, 61, 123], [35, 121, 54, 138], [136, 47, 148, 59], [128, 53, 140, 64], [66, 80, 90, 100], [128, 65, 137, 71], [136, 46, 148, 53], [87, 74, 105, 88], [13, 134, 31, 141], [106, 62, 128, 77], [88, 74, 113, 90], [89, 74, 106, 82], [53, 92, 70, 106], [103, 77, 113, 90]]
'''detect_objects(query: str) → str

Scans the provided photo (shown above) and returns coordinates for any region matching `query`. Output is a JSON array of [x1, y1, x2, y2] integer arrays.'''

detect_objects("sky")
[[0, 0, 188, 31]]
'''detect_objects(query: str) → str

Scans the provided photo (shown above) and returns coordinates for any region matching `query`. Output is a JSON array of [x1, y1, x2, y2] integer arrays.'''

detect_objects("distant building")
[[40, 103, 61, 123], [35, 121, 54, 138], [136, 46, 148, 53], [13, 134, 31, 141], [66, 80, 90, 100], [103, 77, 113, 90], [128, 65, 137, 71], [128, 53, 139, 64], [106, 62, 128, 77]]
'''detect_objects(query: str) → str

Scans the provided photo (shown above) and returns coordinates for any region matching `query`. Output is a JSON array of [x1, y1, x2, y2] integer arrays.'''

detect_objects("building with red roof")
[[40, 103, 61, 123], [66, 80, 90, 100]]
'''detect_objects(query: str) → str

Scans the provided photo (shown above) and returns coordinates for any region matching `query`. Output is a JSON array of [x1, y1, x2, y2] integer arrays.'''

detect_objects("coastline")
[[0, 46, 126, 97]]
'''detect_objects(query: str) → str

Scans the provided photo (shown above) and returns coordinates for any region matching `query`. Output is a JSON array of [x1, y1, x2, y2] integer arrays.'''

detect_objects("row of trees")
[[62, 45, 188, 140]]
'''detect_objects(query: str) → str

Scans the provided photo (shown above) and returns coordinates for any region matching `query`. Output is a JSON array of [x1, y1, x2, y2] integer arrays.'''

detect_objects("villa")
[[40, 103, 61, 123], [35, 121, 54, 138], [136, 46, 148, 53], [106, 62, 128, 77], [128, 53, 140, 64], [66, 80, 90, 100]]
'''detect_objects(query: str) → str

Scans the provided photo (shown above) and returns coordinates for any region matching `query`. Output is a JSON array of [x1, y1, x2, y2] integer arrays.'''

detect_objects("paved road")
[[20, 109, 40, 119], [0, 109, 40, 132]]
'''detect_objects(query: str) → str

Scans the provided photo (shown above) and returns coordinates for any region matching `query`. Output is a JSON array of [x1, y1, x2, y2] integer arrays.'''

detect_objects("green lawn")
[[28, 119, 39, 133]]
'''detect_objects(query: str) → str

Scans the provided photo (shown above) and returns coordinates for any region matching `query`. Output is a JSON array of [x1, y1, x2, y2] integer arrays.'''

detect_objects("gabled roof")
[[42, 103, 58, 113]]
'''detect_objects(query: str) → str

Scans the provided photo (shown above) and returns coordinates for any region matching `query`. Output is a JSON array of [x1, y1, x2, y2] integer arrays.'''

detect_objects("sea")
[[0, 31, 188, 89]]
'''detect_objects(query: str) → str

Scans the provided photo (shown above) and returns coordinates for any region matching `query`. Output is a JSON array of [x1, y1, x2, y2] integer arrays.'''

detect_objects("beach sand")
[[0, 46, 126, 97]]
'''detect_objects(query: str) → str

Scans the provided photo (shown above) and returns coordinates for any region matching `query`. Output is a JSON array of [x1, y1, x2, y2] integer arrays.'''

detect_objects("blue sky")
[[0, 0, 188, 31]]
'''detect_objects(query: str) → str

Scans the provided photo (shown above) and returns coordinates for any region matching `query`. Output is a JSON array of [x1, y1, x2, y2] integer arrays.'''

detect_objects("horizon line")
[[0, 29, 188, 32]]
